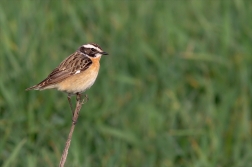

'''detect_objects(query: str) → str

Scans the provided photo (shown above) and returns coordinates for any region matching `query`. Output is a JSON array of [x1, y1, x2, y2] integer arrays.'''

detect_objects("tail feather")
[[26, 85, 41, 91], [26, 81, 56, 91], [26, 77, 57, 91]]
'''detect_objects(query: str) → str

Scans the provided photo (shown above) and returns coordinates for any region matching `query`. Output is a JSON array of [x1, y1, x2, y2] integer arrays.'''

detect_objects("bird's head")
[[79, 43, 108, 58]]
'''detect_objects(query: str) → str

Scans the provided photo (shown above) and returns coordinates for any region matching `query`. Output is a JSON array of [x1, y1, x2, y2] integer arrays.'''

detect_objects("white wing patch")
[[75, 70, 81, 74]]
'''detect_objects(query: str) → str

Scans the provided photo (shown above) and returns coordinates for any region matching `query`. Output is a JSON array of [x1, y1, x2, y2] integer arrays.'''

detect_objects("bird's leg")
[[76, 92, 82, 102], [71, 93, 88, 124], [67, 94, 74, 116], [75, 93, 88, 104]]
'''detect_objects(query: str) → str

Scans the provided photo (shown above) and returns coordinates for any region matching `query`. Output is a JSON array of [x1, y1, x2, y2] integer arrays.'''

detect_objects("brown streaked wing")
[[37, 51, 92, 88]]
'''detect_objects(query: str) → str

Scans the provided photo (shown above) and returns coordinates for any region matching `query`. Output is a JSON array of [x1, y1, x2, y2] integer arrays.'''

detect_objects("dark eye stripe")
[[79, 46, 86, 53], [89, 53, 96, 57], [79, 46, 99, 57]]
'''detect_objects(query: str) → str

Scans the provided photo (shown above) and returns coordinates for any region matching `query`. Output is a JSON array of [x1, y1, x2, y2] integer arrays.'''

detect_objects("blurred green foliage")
[[0, 0, 251, 166]]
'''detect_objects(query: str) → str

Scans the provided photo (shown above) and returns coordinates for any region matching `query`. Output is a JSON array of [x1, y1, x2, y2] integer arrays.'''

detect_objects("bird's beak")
[[101, 51, 108, 55]]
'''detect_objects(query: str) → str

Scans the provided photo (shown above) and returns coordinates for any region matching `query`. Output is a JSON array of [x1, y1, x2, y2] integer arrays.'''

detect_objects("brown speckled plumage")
[[26, 43, 108, 94]]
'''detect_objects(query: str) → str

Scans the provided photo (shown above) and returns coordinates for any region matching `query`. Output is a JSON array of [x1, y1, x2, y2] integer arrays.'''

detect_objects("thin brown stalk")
[[59, 94, 87, 167]]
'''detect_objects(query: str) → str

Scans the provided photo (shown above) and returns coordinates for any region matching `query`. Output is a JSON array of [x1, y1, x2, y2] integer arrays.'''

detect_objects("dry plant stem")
[[59, 93, 88, 167]]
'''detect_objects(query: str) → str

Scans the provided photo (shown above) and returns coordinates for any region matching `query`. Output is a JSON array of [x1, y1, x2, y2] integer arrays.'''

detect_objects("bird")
[[26, 43, 108, 115]]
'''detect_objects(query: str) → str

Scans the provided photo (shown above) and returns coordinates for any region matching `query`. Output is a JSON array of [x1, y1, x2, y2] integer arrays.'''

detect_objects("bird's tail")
[[25, 84, 41, 91]]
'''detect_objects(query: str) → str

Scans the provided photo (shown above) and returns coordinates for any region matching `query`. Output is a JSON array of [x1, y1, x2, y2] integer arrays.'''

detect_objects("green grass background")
[[0, 0, 251, 166]]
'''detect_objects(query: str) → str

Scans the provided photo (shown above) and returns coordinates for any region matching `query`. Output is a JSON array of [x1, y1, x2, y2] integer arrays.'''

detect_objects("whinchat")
[[26, 43, 108, 113]]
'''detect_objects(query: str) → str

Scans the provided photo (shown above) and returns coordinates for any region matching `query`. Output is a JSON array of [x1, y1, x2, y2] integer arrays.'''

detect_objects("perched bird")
[[26, 43, 108, 114]]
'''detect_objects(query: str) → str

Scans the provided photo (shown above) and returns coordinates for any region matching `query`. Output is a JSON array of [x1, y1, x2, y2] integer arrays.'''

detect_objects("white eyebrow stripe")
[[83, 44, 102, 52]]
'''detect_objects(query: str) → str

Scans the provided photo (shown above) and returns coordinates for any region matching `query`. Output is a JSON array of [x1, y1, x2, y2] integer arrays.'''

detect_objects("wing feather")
[[36, 51, 92, 88]]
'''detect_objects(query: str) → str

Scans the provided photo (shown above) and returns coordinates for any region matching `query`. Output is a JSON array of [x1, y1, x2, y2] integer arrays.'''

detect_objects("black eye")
[[91, 48, 96, 52]]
